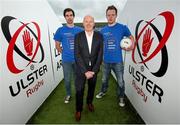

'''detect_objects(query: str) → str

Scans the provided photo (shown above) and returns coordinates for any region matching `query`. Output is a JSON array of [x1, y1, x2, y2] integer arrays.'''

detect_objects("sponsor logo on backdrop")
[[54, 40, 62, 71], [55, 50, 62, 71], [1, 16, 47, 97], [129, 11, 174, 103]]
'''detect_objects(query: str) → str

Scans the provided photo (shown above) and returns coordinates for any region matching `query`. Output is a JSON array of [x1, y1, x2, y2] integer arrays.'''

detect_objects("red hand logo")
[[22, 30, 33, 56], [142, 28, 154, 57]]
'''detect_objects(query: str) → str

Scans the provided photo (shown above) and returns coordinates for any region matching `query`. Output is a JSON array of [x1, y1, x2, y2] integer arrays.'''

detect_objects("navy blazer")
[[74, 31, 103, 74]]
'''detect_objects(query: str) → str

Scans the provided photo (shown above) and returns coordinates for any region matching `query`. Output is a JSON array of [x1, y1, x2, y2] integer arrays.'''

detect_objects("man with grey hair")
[[74, 15, 103, 121]]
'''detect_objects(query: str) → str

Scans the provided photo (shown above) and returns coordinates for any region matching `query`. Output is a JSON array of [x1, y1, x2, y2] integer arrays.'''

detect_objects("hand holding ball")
[[120, 37, 133, 50]]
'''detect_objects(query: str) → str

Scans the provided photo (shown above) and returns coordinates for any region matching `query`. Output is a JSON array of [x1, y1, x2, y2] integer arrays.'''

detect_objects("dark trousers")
[[75, 67, 97, 112]]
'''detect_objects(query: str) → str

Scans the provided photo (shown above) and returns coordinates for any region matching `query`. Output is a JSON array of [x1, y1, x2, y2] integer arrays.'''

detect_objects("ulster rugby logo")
[[132, 11, 174, 77], [1, 16, 45, 74]]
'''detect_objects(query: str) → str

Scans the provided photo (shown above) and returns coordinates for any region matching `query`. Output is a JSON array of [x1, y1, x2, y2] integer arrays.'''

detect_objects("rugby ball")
[[120, 37, 132, 49]]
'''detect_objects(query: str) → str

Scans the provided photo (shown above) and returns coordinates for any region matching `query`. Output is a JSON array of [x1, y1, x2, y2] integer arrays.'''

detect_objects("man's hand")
[[124, 35, 135, 51], [85, 71, 95, 79], [88, 71, 95, 77], [55, 41, 62, 54]]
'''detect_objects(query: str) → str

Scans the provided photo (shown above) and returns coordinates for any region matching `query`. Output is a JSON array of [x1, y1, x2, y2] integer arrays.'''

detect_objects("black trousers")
[[75, 67, 97, 112]]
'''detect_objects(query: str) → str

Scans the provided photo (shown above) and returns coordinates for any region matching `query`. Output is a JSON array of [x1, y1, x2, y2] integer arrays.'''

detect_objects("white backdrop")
[[0, 0, 63, 123], [120, 0, 180, 123]]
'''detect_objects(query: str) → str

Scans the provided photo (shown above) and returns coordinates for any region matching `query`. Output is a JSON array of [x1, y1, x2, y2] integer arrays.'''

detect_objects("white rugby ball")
[[120, 37, 132, 49]]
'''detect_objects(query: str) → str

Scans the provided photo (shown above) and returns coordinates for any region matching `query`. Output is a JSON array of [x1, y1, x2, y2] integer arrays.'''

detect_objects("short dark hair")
[[63, 8, 75, 17], [106, 5, 117, 15]]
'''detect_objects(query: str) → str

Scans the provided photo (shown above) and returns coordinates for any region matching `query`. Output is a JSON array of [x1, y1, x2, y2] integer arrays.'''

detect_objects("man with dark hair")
[[74, 15, 103, 121], [106, 5, 117, 14], [54, 8, 83, 104], [96, 5, 135, 107], [63, 8, 75, 17]]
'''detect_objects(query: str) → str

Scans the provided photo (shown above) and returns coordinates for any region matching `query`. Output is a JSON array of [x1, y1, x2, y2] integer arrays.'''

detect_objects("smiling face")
[[83, 15, 95, 32]]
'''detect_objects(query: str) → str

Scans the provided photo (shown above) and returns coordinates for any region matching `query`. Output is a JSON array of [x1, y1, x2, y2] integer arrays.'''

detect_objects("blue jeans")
[[62, 62, 75, 96], [100, 62, 125, 98]]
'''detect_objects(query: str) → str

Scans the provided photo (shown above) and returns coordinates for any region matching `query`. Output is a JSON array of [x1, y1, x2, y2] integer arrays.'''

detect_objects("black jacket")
[[74, 31, 103, 74]]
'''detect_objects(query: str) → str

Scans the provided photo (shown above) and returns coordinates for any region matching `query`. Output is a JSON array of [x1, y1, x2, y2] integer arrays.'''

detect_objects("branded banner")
[[48, 20, 64, 86], [120, 0, 179, 123], [0, 0, 63, 123]]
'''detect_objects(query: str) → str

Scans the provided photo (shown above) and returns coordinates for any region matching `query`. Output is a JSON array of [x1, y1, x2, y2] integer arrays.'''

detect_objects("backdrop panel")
[[119, 0, 179, 123], [0, 0, 63, 123]]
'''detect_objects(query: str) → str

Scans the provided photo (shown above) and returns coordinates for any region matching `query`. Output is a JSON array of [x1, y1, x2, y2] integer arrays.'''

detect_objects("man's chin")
[[108, 22, 113, 24], [67, 21, 73, 24]]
